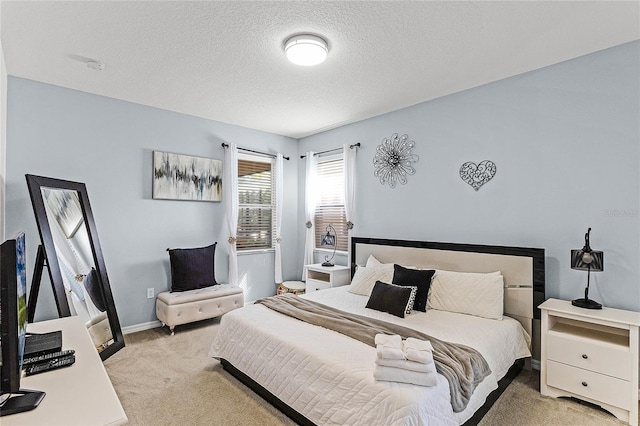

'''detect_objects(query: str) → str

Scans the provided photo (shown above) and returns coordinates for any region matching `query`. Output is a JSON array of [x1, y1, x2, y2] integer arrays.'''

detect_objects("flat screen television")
[[0, 232, 45, 416]]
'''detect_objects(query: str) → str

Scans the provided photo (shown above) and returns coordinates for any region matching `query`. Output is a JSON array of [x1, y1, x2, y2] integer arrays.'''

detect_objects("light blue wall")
[[6, 41, 639, 328], [298, 41, 640, 311], [6, 77, 299, 327]]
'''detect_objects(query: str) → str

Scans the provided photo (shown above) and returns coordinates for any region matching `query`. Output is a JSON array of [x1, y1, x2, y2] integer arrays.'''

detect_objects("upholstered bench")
[[156, 284, 244, 335]]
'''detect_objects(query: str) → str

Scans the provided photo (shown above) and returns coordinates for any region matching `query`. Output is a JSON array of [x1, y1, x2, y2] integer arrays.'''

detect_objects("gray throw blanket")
[[255, 293, 491, 413]]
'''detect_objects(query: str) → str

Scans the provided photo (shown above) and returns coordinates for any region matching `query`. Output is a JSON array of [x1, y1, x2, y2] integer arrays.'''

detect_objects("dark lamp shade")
[[321, 233, 335, 246], [571, 249, 604, 272]]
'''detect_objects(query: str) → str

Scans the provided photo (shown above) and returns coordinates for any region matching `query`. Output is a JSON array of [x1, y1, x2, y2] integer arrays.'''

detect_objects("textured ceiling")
[[1, 1, 638, 139]]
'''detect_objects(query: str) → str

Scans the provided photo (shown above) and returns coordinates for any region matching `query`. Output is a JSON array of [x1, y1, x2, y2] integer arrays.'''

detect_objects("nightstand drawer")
[[547, 360, 631, 410], [547, 333, 631, 380], [306, 279, 331, 293]]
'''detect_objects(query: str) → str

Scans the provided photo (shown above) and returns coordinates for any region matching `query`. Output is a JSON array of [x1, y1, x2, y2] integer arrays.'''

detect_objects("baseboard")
[[122, 320, 162, 334], [531, 358, 540, 371]]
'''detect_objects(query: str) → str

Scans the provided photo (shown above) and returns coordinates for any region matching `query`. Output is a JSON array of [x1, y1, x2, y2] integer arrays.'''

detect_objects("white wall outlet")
[[146, 288, 154, 299]]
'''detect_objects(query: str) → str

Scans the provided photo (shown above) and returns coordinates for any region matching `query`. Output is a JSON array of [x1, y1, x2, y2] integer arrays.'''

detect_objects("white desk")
[[5, 316, 127, 425]]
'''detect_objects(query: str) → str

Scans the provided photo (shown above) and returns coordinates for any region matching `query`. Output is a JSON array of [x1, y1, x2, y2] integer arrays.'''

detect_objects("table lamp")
[[320, 224, 337, 267], [571, 227, 604, 309]]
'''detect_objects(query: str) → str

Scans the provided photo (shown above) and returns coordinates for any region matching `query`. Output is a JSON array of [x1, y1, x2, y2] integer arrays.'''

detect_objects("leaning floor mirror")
[[26, 174, 124, 360]]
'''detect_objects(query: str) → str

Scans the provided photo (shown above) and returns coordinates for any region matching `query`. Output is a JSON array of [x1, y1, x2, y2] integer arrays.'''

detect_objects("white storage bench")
[[156, 284, 244, 335]]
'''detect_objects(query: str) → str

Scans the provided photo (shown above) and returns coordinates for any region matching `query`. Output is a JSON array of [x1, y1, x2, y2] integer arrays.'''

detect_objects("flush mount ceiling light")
[[284, 34, 328, 66]]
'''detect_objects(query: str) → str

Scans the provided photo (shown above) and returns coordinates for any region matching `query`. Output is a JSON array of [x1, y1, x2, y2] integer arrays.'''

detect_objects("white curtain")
[[343, 144, 357, 267], [274, 153, 284, 284], [302, 152, 318, 280], [224, 143, 239, 286]]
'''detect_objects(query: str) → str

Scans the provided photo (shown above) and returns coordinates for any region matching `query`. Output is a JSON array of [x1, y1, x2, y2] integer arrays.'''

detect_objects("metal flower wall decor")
[[373, 133, 419, 188]]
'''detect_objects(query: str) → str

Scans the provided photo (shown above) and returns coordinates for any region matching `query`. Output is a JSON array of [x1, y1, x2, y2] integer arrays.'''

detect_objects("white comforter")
[[209, 287, 531, 425]]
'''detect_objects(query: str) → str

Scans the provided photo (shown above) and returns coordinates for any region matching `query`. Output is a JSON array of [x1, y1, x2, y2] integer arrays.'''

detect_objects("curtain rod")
[[299, 143, 361, 159], [221, 143, 290, 161]]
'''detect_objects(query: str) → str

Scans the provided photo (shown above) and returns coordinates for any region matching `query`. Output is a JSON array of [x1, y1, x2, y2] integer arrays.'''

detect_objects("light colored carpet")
[[105, 318, 631, 426], [477, 369, 629, 426]]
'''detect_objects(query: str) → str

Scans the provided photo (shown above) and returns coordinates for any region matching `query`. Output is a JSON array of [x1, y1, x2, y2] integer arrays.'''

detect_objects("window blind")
[[315, 158, 348, 252], [237, 156, 276, 250]]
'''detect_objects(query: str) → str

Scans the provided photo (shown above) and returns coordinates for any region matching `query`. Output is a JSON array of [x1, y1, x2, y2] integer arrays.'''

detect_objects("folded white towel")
[[373, 365, 438, 387], [375, 334, 405, 360], [375, 357, 436, 374], [405, 348, 434, 364], [376, 344, 405, 360], [403, 338, 434, 364], [375, 334, 402, 347], [405, 337, 433, 352]]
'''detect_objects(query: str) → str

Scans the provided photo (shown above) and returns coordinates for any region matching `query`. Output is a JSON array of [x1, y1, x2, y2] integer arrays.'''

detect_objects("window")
[[314, 156, 348, 252], [237, 153, 276, 251]]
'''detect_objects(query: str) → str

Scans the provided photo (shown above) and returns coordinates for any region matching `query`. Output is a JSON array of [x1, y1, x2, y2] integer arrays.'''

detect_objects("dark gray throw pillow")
[[365, 280, 417, 318], [168, 243, 218, 292], [392, 264, 435, 312], [83, 267, 106, 312]]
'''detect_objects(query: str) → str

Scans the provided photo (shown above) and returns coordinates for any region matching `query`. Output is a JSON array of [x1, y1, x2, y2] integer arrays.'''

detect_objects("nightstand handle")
[[581, 381, 588, 387], [581, 354, 588, 359]]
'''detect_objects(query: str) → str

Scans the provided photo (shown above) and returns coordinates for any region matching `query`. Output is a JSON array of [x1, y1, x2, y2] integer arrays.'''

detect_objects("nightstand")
[[539, 298, 640, 425], [304, 264, 351, 293]]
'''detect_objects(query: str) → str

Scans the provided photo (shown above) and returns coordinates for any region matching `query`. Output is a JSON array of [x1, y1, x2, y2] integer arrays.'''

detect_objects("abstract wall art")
[[42, 188, 84, 239], [153, 151, 222, 201]]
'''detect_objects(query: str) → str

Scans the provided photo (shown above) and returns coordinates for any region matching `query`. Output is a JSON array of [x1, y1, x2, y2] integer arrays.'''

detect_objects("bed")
[[210, 237, 545, 425]]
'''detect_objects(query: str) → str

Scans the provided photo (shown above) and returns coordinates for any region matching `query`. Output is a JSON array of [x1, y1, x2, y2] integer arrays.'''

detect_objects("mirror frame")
[[25, 174, 124, 360]]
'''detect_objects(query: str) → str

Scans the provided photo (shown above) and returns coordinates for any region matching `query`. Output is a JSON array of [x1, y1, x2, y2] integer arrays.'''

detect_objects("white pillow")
[[348, 264, 394, 296], [427, 270, 504, 320], [364, 255, 417, 269], [365, 254, 383, 267]]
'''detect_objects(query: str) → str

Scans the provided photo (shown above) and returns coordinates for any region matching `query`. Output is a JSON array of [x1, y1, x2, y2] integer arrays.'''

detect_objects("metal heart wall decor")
[[459, 160, 497, 191]]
